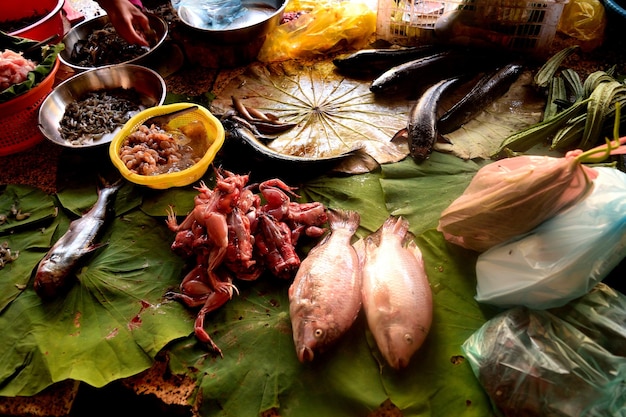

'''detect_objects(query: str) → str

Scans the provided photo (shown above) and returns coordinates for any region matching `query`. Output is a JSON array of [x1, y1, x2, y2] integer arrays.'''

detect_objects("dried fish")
[[70, 23, 149, 67], [59, 87, 143, 145]]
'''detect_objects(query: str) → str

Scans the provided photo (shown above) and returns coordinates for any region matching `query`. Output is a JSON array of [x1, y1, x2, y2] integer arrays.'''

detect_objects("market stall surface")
[[1, 1, 626, 417]]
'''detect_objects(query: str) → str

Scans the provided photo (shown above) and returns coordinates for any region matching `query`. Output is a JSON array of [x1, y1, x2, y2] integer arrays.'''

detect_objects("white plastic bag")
[[475, 166, 626, 309]]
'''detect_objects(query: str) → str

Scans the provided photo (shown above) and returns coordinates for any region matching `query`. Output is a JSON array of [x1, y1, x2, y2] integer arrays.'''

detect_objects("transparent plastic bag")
[[172, 0, 246, 30], [558, 0, 607, 50], [257, 1, 376, 62], [475, 166, 626, 309], [463, 284, 626, 417]]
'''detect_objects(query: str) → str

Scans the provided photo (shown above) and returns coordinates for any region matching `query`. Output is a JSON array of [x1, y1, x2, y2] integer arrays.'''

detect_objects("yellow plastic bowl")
[[109, 103, 225, 189]]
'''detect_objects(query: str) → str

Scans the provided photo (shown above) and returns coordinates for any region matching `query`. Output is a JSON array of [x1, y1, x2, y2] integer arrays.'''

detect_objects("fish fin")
[[383, 216, 409, 238], [406, 240, 424, 266], [84, 242, 109, 254], [391, 128, 408, 145], [327, 209, 360, 233], [98, 176, 123, 191]]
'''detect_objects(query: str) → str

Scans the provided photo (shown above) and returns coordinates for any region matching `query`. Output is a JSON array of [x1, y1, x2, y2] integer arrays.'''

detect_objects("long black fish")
[[407, 77, 460, 162], [220, 116, 357, 174], [438, 61, 524, 134], [333, 45, 443, 75], [34, 181, 122, 299]]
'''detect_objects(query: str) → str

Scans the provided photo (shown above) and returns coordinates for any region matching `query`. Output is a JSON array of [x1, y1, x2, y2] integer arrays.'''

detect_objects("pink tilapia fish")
[[358, 216, 433, 369], [288, 209, 362, 362]]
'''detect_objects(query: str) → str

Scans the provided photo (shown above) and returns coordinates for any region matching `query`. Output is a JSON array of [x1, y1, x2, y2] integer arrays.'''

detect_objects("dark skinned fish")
[[333, 45, 443, 75], [34, 182, 122, 299], [220, 115, 357, 172], [438, 61, 524, 134], [404, 77, 460, 162]]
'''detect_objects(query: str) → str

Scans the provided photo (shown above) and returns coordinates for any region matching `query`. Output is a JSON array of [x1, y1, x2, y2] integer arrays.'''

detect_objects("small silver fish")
[[34, 182, 122, 299], [288, 209, 362, 362], [358, 216, 433, 369]]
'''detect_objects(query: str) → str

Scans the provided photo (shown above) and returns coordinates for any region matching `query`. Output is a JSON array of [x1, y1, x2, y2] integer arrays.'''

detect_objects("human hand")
[[96, 0, 153, 47]]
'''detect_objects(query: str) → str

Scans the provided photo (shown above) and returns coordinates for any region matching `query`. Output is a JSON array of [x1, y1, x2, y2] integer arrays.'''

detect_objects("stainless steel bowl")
[[38, 64, 167, 149], [174, 0, 287, 44], [58, 13, 168, 72]]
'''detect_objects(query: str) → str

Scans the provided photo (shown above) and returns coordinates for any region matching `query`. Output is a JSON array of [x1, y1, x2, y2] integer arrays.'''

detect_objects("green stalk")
[[533, 45, 579, 89]]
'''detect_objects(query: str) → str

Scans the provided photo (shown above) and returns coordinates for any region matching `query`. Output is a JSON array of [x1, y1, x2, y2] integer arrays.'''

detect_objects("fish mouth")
[[297, 346, 315, 363]]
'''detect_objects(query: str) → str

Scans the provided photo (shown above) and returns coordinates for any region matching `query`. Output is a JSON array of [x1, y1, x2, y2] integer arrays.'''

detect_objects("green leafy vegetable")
[[0, 32, 64, 103]]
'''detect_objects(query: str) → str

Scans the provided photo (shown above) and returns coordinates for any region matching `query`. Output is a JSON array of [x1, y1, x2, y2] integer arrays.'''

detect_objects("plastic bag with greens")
[[0, 31, 64, 104], [437, 138, 626, 252], [475, 166, 626, 309], [462, 283, 626, 417]]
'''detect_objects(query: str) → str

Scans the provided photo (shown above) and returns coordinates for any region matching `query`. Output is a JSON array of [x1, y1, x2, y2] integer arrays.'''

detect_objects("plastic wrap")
[[437, 136, 626, 252], [257, 1, 376, 62], [558, 0, 606, 50], [475, 166, 626, 309], [437, 152, 597, 252], [463, 284, 626, 417]]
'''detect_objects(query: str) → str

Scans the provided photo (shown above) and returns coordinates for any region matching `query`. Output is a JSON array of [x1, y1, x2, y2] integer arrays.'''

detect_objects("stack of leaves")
[[495, 45, 626, 155]]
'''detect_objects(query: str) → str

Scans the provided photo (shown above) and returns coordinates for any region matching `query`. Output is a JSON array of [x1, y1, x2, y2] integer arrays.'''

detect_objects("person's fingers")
[[108, 13, 149, 46]]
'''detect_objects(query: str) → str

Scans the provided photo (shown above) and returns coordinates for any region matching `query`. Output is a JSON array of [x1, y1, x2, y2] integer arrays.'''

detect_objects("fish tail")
[[98, 175, 123, 190], [328, 209, 360, 233], [383, 216, 409, 238]]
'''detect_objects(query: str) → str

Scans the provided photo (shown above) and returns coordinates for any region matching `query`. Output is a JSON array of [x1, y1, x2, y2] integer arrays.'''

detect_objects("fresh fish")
[[34, 182, 122, 299], [288, 209, 362, 362], [220, 116, 357, 177], [407, 77, 460, 162], [358, 216, 432, 369], [369, 50, 458, 96], [333, 45, 443, 75], [438, 61, 524, 134]]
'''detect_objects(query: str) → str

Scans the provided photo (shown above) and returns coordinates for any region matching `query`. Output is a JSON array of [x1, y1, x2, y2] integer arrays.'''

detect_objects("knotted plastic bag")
[[558, 0, 607, 51], [462, 284, 626, 417], [257, 0, 376, 62], [475, 166, 626, 309], [437, 137, 626, 252]]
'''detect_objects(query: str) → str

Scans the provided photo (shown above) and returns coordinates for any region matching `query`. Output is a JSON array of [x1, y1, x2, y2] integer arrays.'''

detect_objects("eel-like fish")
[[407, 77, 460, 162], [438, 61, 524, 134], [220, 115, 357, 174], [34, 181, 122, 299], [333, 45, 443, 75], [288, 209, 362, 362]]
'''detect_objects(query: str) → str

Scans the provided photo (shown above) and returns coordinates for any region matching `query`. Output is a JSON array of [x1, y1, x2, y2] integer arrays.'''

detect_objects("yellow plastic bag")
[[257, 1, 376, 63], [558, 0, 607, 50]]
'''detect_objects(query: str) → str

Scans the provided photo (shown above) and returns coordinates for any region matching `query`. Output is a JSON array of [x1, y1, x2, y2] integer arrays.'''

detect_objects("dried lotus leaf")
[[212, 60, 410, 170]]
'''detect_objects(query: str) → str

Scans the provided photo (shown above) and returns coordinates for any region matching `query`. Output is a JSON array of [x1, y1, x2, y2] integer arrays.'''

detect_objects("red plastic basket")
[[3, 0, 65, 42], [0, 58, 60, 156]]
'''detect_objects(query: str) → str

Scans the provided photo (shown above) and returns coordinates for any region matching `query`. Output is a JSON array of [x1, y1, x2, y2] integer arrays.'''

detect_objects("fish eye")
[[404, 333, 413, 344], [314, 328, 324, 338]]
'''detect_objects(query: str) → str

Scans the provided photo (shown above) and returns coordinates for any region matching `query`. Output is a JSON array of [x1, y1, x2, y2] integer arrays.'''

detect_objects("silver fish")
[[34, 182, 122, 299], [358, 216, 433, 369], [288, 209, 362, 362]]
